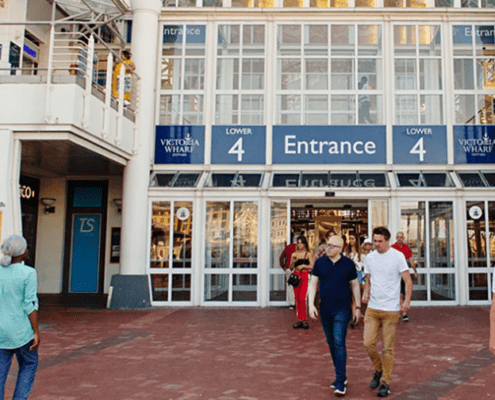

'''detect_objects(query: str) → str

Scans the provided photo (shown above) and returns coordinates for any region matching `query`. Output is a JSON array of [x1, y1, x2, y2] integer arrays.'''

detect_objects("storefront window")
[[270, 201, 289, 302]]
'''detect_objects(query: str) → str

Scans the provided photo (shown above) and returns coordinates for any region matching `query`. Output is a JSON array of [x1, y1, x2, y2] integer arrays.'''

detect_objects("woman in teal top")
[[0, 235, 39, 400]]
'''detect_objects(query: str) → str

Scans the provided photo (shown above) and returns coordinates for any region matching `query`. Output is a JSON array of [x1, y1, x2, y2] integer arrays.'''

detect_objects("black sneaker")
[[377, 383, 390, 397], [402, 315, 409, 322], [370, 371, 382, 390], [334, 382, 346, 396], [330, 379, 347, 389]]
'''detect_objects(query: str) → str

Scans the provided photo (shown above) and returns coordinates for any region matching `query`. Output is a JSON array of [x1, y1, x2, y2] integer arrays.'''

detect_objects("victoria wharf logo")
[[160, 133, 200, 157], [155, 126, 205, 165], [458, 133, 495, 156]]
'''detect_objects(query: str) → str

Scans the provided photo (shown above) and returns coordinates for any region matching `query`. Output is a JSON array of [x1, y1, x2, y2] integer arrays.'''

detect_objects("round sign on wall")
[[177, 207, 190, 221], [468, 205, 482, 220]]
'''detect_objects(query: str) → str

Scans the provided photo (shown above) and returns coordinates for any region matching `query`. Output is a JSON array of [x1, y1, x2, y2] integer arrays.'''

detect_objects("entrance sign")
[[454, 125, 495, 164], [393, 126, 447, 164], [155, 126, 205, 164], [211, 126, 266, 164], [272, 126, 386, 164]]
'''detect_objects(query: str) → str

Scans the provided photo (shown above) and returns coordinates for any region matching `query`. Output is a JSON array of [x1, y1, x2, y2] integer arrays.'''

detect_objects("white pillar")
[[110, 0, 161, 308]]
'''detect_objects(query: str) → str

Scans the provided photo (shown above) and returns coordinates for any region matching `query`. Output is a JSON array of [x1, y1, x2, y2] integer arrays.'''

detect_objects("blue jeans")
[[0, 340, 38, 400], [320, 308, 352, 384]]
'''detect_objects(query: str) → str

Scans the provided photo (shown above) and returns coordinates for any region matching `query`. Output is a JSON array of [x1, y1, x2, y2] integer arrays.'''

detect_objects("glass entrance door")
[[466, 200, 495, 303]]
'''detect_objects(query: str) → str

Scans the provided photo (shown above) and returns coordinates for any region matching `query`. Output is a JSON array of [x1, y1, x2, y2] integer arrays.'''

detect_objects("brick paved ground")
[[4, 306, 494, 399]]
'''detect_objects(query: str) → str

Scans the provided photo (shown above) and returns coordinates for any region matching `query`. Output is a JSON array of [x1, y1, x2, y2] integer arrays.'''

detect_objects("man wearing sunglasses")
[[308, 235, 362, 397]]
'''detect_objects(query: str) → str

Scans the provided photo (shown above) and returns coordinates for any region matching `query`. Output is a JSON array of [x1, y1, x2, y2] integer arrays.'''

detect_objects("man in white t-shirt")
[[362, 226, 412, 398]]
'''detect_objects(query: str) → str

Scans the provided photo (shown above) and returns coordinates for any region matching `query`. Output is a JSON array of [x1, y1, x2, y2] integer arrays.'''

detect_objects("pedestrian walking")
[[0, 235, 40, 400], [362, 227, 412, 398], [290, 235, 313, 329], [308, 235, 361, 396]]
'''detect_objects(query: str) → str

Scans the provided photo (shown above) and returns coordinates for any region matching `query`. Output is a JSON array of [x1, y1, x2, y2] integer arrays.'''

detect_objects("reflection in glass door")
[[150, 201, 193, 303], [204, 200, 259, 304], [466, 201, 495, 303], [400, 201, 456, 303]]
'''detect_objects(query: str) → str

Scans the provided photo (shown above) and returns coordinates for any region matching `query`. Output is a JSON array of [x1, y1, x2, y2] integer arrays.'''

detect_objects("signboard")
[[453, 25, 495, 45], [155, 126, 205, 164], [211, 126, 266, 164], [272, 126, 386, 164], [454, 125, 495, 164], [393, 125, 447, 164], [163, 25, 206, 44], [9, 42, 20, 75]]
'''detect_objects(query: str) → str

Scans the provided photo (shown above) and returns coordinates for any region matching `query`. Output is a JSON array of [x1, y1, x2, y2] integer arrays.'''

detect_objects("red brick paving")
[[4, 306, 494, 399]]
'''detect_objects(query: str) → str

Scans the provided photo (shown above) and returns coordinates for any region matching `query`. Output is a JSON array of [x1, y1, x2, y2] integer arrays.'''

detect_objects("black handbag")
[[288, 273, 300, 287]]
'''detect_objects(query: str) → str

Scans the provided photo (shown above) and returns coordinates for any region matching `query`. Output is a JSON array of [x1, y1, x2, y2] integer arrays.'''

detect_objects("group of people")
[[280, 227, 416, 397]]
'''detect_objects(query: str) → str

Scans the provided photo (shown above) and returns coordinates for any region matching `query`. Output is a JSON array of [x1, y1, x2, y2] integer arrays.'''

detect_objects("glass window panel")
[[152, 173, 175, 187], [161, 58, 181, 90], [184, 59, 205, 90], [395, 59, 417, 90], [301, 173, 329, 187], [151, 274, 169, 301], [207, 173, 237, 187], [270, 201, 288, 271], [218, 25, 240, 56], [304, 95, 328, 125], [172, 201, 193, 268], [242, 58, 264, 90], [329, 173, 358, 188], [171, 274, 191, 301], [421, 95, 444, 124], [483, 173, 495, 186], [279, 59, 301, 90], [466, 201, 486, 268], [361, 95, 383, 125], [331, 0, 349, 6], [359, 173, 388, 187], [429, 202, 454, 269], [182, 95, 204, 124], [236, 174, 263, 187], [162, 26, 184, 54], [423, 173, 454, 187], [482, 0, 495, 6], [358, 26, 382, 56], [331, 59, 354, 90], [477, 94, 495, 124], [174, 173, 201, 187], [458, 172, 486, 187], [304, 25, 328, 56], [412, 273, 427, 300], [394, 26, 416, 56], [400, 201, 425, 267], [233, 202, 258, 270], [216, 58, 239, 89], [418, 26, 441, 56], [310, 0, 330, 6], [371, 200, 389, 230], [159, 95, 180, 125], [270, 273, 288, 301], [233, 274, 257, 301], [384, 0, 404, 6], [277, 95, 301, 125], [358, 59, 382, 89], [204, 274, 228, 301], [205, 202, 230, 269], [430, 274, 455, 301], [331, 25, 355, 56], [436, 0, 454, 5], [461, 0, 479, 6], [397, 173, 423, 187], [243, 25, 265, 53], [240, 95, 264, 125], [454, 94, 476, 124], [468, 273, 488, 300], [151, 202, 171, 269], [476, 58, 495, 90], [278, 25, 302, 56], [284, 0, 304, 6], [305, 59, 328, 90], [395, 95, 418, 125], [216, 94, 239, 124], [454, 59, 475, 90], [420, 59, 442, 90], [331, 95, 356, 124], [272, 173, 300, 187]]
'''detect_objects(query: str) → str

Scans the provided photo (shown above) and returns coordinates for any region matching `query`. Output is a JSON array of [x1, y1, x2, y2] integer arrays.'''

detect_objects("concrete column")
[[110, 0, 161, 308]]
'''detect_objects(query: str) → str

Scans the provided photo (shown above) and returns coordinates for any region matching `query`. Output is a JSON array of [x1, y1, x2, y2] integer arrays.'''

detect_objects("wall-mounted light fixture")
[[112, 198, 122, 214], [40, 198, 56, 214]]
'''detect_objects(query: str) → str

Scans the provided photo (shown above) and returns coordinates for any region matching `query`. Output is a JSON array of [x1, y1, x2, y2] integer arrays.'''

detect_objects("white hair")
[[0, 235, 27, 267]]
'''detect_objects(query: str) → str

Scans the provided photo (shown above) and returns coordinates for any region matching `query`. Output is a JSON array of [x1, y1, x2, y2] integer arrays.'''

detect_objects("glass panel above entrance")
[[271, 171, 389, 188], [396, 172, 454, 187], [150, 172, 202, 187]]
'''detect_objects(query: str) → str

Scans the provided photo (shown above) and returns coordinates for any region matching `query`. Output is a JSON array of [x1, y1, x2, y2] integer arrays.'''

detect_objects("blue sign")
[[163, 25, 206, 44], [453, 25, 495, 45], [393, 126, 447, 164], [272, 126, 386, 164], [155, 126, 205, 164], [454, 125, 495, 164], [70, 214, 100, 292], [211, 126, 266, 164], [23, 43, 37, 59]]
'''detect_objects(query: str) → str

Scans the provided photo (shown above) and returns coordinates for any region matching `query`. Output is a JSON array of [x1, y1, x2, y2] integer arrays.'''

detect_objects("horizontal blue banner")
[[155, 126, 205, 164], [211, 126, 266, 164], [393, 126, 447, 164], [163, 25, 206, 44], [272, 126, 386, 164], [454, 125, 495, 164]]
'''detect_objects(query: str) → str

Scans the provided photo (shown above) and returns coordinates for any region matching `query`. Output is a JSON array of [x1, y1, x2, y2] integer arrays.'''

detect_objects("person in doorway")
[[345, 232, 366, 328], [290, 235, 313, 329], [314, 229, 336, 262], [358, 76, 372, 124], [279, 234, 297, 309], [112, 50, 136, 105], [362, 226, 412, 398], [391, 232, 418, 322], [0, 235, 40, 399], [308, 235, 361, 396]]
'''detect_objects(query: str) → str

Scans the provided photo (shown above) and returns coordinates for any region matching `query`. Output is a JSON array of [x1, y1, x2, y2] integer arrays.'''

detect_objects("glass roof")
[[55, 0, 129, 16]]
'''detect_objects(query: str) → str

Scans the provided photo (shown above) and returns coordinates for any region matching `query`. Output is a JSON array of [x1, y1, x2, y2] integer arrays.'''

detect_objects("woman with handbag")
[[290, 236, 314, 329]]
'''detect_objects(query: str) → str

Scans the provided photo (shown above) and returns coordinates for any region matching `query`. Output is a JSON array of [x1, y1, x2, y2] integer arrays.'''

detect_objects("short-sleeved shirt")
[[392, 242, 413, 272], [364, 248, 409, 312], [0, 263, 39, 349], [312, 255, 357, 313]]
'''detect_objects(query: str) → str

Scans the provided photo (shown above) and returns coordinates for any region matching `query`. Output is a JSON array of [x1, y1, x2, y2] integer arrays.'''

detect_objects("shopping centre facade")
[[0, 0, 494, 308]]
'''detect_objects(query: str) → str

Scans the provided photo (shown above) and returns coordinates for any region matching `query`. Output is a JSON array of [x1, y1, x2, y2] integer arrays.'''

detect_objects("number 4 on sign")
[[228, 138, 245, 162], [410, 137, 426, 162]]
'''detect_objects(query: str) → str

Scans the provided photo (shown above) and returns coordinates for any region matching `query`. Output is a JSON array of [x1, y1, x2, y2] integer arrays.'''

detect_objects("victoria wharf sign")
[[454, 125, 495, 164], [155, 126, 205, 164], [272, 126, 386, 164]]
